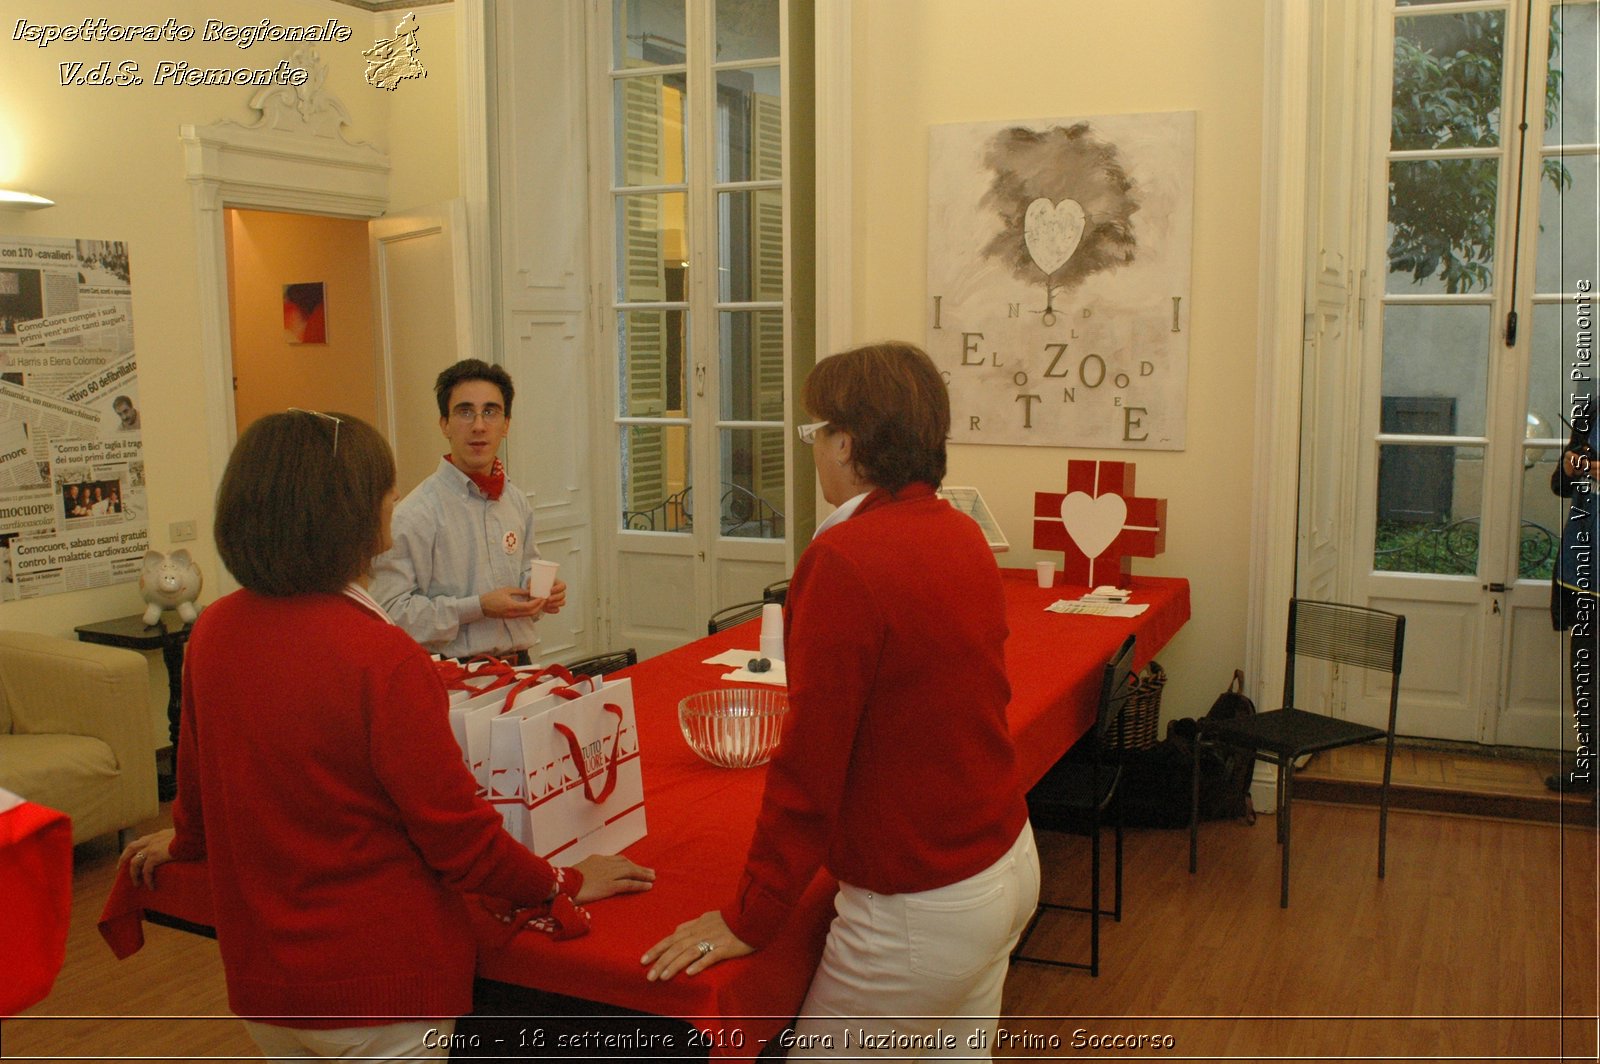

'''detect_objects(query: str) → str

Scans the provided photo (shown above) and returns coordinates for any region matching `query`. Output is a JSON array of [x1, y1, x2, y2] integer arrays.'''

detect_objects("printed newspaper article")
[[0, 235, 146, 601]]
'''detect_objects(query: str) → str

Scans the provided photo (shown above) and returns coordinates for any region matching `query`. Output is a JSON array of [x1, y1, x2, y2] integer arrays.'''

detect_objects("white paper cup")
[[527, 559, 560, 598], [760, 603, 785, 662], [1035, 560, 1057, 589]]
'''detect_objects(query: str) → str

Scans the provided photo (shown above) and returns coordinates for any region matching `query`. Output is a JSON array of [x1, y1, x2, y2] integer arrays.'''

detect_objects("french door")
[[591, 0, 793, 659], [1344, 0, 1597, 746]]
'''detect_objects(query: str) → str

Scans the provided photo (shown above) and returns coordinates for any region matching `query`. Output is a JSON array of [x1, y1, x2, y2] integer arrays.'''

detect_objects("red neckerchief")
[[446, 455, 505, 500]]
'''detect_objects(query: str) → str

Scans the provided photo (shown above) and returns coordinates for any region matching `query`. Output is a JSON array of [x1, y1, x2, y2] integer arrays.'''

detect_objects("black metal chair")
[[1189, 599, 1406, 908], [762, 579, 790, 606], [707, 601, 765, 635], [1012, 634, 1137, 977], [565, 648, 638, 679]]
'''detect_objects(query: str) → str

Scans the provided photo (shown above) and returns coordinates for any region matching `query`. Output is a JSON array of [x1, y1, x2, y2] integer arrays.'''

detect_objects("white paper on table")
[[720, 660, 788, 687], [703, 649, 757, 667], [1045, 600, 1150, 617]]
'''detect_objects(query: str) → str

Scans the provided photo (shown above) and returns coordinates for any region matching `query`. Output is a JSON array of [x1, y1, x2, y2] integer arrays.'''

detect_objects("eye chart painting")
[[927, 112, 1194, 449]]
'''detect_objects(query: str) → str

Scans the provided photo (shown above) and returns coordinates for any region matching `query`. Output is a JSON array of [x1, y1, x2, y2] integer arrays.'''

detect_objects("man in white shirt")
[[370, 359, 566, 663]]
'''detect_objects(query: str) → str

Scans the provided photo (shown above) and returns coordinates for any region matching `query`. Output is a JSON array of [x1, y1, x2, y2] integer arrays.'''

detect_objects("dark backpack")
[[1110, 670, 1258, 827], [1194, 669, 1257, 822]]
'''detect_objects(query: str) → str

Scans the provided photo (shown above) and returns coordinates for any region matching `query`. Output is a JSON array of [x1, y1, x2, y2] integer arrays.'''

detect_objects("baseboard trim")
[[1293, 776, 1594, 825]]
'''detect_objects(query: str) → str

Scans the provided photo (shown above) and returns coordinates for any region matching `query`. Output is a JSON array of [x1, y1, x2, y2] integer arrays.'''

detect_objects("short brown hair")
[[803, 341, 949, 493], [435, 359, 514, 418], [215, 411, 396, 595]]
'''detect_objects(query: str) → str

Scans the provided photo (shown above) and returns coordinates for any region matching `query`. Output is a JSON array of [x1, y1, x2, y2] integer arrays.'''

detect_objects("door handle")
[[1486, 583, 1508, 593]]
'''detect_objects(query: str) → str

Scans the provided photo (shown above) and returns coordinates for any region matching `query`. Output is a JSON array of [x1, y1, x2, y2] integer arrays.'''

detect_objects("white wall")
[[847, 0, 1268, 720], [0, 0, 459, 645], [385, 6, 459, 214]]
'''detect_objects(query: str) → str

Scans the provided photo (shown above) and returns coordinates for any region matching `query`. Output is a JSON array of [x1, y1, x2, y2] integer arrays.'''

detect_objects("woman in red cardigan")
[[119, 411, 652, 1061], [643, 342, 1039, 1057]]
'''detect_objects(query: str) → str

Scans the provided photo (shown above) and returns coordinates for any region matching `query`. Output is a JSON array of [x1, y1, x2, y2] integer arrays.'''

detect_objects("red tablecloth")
[[1000, 570, 1187, 786], [99, 570, 1189, 1052], [1, 797, 72, 1016]]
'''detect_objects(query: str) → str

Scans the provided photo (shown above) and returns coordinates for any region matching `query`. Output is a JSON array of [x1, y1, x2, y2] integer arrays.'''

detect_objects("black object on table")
[[74, 613, 192, 801]]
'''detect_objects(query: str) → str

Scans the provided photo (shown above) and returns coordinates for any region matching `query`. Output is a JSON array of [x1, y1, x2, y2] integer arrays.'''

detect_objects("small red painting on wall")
[[283, 282, 326, 344]]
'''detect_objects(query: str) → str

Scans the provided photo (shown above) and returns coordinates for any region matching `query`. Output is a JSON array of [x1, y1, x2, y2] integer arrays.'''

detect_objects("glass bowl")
[[678, 687, 790, 768]]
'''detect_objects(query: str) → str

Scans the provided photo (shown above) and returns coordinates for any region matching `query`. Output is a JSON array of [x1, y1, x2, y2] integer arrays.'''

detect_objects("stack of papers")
[[1046, 598, 1149, 618], [1080, 586, 1132, 604]]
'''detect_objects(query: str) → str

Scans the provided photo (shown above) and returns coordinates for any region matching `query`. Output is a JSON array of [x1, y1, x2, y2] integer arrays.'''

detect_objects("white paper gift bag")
[[514, 678, 646, 863], [484, 670, 602, 838], [448, 676, 519, 764], [442, 658, 544, 761], [460, 666, 595, 792], [457, 678, 561, 790]]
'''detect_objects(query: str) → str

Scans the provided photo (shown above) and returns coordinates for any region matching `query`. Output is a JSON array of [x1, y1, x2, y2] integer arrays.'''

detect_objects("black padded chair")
[[565, 648, 638, 679], [762, 579, 790, 606], [1189, 599, 1405, 908], [1012, 633, 1137, 977], [707, 601, 765, 635]]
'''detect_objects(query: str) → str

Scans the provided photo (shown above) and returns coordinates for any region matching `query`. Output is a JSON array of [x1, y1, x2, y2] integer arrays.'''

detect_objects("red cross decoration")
[[1033, 460, 1167, 587]]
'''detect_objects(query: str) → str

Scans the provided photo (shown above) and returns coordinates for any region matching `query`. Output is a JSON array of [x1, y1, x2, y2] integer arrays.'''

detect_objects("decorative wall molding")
[[181, 121, 390, 218], [181, 41, 390, 221], [240, 44, 366, 145]]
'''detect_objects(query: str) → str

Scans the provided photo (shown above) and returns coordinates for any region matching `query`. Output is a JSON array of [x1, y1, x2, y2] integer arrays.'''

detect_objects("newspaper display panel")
[[0, 236, 146, 601]]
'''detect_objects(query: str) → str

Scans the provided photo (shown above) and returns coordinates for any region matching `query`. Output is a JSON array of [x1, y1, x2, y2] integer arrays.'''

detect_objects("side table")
[[74, 614, 192, 801]]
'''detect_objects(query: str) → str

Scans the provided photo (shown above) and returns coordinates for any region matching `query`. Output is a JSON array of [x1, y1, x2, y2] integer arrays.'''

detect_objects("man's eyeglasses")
[[289, 407, 342, 455], [450, 404, 506, 425], [797, 421, 828, 444]]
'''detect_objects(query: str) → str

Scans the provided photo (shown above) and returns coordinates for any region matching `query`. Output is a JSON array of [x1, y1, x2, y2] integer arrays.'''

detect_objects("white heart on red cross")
[[1059, 490, 1127, 559]]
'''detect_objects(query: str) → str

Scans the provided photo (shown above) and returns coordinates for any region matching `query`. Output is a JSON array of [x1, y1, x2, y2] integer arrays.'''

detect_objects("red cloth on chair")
[[0, 798, 72, 1016]]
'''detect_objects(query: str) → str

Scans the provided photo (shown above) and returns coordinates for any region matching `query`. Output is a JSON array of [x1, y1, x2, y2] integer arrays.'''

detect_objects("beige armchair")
[[0, 631, 158, 845]]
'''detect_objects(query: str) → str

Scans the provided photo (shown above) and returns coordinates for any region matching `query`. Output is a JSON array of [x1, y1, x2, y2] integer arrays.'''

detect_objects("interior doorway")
[[223, 208, 378, 436]]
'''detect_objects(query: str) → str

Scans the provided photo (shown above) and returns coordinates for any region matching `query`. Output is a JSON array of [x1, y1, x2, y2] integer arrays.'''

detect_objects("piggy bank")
[[139, 549, 203, 626]]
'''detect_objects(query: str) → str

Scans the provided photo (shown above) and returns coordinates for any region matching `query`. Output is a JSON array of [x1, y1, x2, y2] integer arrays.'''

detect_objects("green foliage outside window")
[[1388, 12, 1571, 293], [1375, 518, 1557, 580]]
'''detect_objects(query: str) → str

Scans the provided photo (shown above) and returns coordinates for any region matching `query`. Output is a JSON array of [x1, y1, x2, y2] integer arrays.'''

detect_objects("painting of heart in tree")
[[283, 282, 327, 344], [927, 112, 1194, 450]]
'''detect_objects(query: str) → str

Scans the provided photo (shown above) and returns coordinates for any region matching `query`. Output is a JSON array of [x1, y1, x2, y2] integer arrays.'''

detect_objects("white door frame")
[[1248, 1, 1317, 717], [181, 106, 390, 564]]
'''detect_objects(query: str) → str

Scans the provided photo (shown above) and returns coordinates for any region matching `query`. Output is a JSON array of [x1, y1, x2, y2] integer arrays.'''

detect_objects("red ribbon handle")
[[438, 654, 520, 693], [551, 703, 625, 804], [495, 665, 588, 714]]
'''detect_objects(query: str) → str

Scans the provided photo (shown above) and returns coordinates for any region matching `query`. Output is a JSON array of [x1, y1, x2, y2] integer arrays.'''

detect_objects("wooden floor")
[[1303, 741, 1566, 796], [1296, 741, 1598, 823], [7, 796, 1598, 1063]]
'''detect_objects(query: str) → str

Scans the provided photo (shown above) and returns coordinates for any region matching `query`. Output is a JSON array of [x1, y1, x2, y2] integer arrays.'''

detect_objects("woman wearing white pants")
[[788, 822, 1040, 1059], [644, 343, 1039, 1058]]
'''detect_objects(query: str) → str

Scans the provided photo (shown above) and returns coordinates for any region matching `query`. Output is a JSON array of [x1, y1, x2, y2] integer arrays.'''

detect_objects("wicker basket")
[[1117, 660, 1166, 750]]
